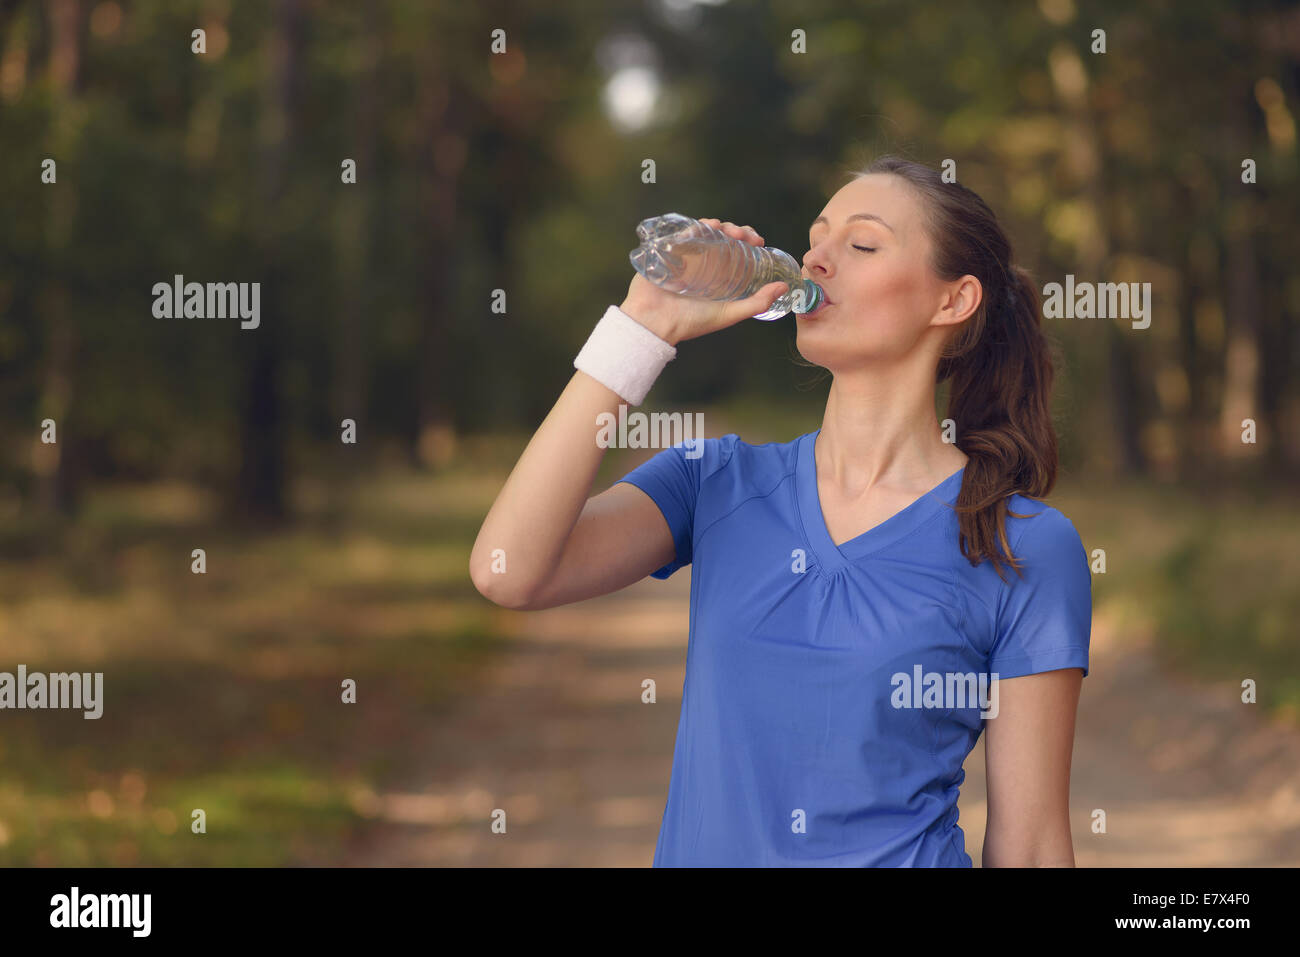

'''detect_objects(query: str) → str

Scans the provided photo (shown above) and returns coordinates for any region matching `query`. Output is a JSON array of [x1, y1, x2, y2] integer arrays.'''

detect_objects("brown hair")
[[851, 155, 1059, 582]]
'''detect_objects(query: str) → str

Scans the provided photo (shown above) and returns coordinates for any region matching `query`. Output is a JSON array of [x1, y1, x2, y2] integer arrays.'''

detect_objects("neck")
[[817, 362, 967, 496]]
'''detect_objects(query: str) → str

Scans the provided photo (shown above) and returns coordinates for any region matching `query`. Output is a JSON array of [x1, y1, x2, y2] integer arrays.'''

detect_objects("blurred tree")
[[0, 0, 1295, 517], [233, 0, 302, 523], [34, 0, 86, 516]]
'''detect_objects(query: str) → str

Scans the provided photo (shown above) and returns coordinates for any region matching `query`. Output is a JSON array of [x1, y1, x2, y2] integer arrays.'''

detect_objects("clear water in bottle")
[[628, 212, 825, 321]]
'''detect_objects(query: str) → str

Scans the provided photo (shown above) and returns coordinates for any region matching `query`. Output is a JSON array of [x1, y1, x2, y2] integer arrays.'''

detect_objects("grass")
[[1038, 470, 1300, 725], [0, 464, 509, 866]]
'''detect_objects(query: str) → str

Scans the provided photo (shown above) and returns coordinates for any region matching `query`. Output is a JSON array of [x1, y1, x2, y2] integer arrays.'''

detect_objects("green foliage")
[[1154, 515, 1300, 718], [0, 0, 1294, 495]]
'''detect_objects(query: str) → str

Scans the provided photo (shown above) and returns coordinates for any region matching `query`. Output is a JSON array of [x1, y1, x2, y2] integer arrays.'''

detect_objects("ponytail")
[[854, 157, 1060, 582]]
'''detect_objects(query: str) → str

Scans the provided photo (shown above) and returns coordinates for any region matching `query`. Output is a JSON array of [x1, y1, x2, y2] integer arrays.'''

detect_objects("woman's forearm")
[[469, 369, 625, 607]]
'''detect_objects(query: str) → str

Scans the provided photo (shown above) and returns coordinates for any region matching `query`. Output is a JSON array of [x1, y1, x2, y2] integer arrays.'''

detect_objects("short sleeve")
[[988, 507, 1092, 679], [613, 435, 735, 580]]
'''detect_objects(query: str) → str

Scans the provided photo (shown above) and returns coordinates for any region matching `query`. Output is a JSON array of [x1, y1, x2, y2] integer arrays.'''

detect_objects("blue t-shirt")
[[614, 429, 1091, 867]]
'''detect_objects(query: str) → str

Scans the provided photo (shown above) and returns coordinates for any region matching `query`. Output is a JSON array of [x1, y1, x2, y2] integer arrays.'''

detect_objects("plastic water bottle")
[[628, 212, 825, 321]]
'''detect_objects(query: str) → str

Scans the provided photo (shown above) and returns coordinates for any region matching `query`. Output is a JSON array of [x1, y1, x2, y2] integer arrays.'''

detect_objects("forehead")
[[812, 174, 918, 236]]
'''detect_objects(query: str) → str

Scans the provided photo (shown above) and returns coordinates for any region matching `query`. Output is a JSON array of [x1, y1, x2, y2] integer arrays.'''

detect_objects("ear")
[[934, 275, 982, 328]]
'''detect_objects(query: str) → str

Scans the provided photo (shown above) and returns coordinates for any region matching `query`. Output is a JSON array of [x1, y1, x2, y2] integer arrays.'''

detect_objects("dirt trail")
[[345, 569, 1300, 866]]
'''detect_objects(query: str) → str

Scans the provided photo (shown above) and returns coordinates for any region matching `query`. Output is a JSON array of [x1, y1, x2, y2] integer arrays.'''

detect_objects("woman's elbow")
[[471, 549, 558, 609]]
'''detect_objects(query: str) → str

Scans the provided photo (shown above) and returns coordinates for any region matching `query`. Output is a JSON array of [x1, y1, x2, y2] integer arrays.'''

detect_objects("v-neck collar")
[[795, 429, 966, 574]]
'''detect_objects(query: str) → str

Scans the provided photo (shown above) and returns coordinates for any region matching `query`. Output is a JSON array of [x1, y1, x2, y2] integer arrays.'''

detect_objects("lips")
[[805, 297, 833, 317]]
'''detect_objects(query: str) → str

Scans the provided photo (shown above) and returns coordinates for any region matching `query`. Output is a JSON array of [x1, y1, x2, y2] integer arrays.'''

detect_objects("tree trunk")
[[1048, 41, 1145, 476], [1218, 95, 1263, 466], [414, 73, 466, 470], [34, 0, 85, 518], [232, 0, 304, 523], [327, 1, 379, 522]]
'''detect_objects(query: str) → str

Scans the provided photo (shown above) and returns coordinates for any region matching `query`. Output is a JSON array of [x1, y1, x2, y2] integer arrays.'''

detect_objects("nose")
[[802, 242, 832, 281]]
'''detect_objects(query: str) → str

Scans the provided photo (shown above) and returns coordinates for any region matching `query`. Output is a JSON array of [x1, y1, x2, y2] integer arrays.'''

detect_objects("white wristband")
[[574, 305, 678, 406]]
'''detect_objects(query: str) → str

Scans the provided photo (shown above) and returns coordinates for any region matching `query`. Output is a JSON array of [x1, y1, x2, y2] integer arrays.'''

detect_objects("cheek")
[[865, 264, 933, 328], [862, 260, 918, 303], [842, 268, 934, 354]]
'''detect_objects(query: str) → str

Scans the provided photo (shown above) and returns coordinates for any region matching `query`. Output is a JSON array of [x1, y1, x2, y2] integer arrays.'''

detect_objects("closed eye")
[[853, 245, 876, 252]]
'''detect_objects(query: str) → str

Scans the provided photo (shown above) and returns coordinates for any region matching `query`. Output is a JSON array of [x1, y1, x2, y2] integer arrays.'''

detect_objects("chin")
[[795, 322, 892, 371], [793, 324, 840, 368]]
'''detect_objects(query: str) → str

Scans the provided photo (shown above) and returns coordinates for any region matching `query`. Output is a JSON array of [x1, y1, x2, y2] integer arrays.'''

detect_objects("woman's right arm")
[[469, 220, 788, 611], [469, 368, 678, 610]]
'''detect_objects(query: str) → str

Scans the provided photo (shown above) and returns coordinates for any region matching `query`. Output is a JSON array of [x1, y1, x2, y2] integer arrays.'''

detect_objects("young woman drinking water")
[[471, 156, 1091, 867]]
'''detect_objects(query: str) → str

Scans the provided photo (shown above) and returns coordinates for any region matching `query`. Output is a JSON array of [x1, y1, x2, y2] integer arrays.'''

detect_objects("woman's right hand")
[[618, 218, 789, 345]]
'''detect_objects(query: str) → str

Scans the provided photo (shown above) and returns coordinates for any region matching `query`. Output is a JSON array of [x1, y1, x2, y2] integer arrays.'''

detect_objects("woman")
[[470, 156, 1091, 867]]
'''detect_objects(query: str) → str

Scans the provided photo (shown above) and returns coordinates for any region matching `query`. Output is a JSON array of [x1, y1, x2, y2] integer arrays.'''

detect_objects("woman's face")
[[798, 173, 969, 371]]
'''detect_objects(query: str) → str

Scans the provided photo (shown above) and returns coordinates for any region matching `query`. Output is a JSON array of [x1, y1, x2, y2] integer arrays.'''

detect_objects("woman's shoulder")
[[944, 492, 1088, 593], [1001, 494, 1087, 564], [707, 430, 808, 478], [947, 493, 1092, 645], [719, 429, 808, 457], [643, 430, 809, 499], [660, 429, 806, 470]]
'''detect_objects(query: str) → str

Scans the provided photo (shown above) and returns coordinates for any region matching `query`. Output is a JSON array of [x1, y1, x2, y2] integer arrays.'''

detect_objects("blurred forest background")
[[0, 0, 1297, 865]]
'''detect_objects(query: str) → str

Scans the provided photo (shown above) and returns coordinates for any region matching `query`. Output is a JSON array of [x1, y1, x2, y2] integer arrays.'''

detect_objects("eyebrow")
[[809, 213, 895, 233]]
